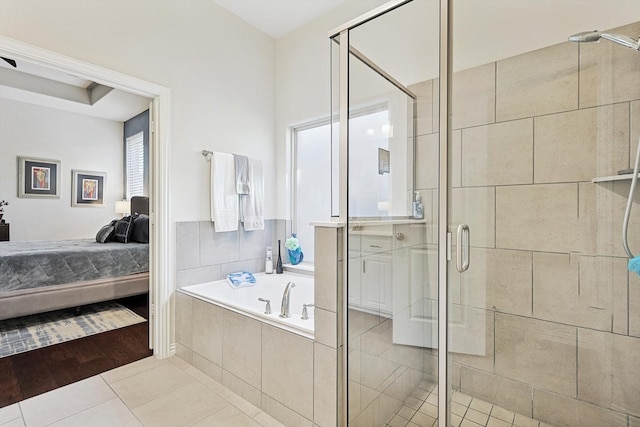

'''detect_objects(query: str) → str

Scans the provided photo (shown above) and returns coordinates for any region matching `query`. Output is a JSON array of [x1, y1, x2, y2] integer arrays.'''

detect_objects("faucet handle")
[[301, 303, 315, 320], [258, 298, 271, 315]]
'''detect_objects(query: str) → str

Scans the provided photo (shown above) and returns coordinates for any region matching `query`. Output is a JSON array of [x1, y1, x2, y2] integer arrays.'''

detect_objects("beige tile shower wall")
[[579, 21, 640, 108], [411, 20, 640, 427]]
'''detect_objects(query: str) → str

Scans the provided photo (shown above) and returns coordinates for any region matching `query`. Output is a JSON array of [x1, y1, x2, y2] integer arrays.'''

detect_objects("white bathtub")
[[178, 272, 314, 338]]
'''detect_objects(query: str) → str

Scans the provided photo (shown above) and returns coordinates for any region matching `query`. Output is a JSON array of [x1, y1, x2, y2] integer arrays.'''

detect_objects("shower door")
[[334, 0, 640, 426], [334, 1, 448, 426], [447, 2, 640, 427]]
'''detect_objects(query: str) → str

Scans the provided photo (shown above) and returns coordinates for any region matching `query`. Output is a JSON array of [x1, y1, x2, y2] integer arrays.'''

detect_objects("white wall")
[[0, 98, 124, 240], [0, 0, 276, 223]]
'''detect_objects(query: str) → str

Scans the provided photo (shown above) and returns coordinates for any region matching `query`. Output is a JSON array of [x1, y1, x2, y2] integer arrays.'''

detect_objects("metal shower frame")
[[329, 0, 453, 425]]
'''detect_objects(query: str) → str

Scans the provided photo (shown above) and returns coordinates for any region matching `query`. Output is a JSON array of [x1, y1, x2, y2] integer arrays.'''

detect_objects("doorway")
[[0, 36, 173, 359]]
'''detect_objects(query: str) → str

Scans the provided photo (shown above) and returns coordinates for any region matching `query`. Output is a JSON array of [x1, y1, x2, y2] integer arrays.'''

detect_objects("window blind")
[[126, 132, 145, 200]]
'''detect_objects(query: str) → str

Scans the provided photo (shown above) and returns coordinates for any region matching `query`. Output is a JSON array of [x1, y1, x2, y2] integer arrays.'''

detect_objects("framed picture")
[[71, 170, 106, 207], [18, 156, 62, 199], [378, 148, 390, 175]]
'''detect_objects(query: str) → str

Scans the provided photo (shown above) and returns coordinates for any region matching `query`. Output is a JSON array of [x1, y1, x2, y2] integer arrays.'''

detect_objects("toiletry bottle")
[[265, 247, 273, 274], [276, 240, 284, 274], [413, 191, 424, 219]]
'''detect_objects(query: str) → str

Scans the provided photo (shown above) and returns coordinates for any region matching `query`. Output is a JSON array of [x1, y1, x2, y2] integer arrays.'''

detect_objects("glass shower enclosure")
[[331, 1, 640, 426]]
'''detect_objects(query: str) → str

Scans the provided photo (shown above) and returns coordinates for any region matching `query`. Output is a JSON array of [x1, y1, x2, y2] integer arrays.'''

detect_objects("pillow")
[[113, 215, 136, 243], [130, 214, 149, 243], [96, 220, 117, 243]]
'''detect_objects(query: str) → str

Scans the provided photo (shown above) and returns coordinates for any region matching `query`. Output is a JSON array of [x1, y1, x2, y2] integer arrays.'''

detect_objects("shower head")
[[569, 30, 602, 43], [569, 30, 640, 51]]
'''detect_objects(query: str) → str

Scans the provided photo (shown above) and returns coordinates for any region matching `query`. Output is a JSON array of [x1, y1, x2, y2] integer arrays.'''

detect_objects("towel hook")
[[202, 150, 213, 159]]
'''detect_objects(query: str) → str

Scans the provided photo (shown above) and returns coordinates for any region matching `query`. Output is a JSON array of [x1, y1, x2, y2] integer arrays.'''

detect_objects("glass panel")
[[294, 123, 332, 262], [449, 2, 640, 427], [344, 1, 441, 425]]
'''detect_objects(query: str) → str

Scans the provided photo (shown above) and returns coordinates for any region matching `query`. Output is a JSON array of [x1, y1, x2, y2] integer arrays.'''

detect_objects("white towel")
[[234, 154, 250, 195], [241, 158, 264, 231], [211, 152, 239, 232]]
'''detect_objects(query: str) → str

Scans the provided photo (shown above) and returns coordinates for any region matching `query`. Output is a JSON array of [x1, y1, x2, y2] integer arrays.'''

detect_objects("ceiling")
[[213, 0, 349, 39], [0, 0, 347, 121], [0, 57, 151, 122]]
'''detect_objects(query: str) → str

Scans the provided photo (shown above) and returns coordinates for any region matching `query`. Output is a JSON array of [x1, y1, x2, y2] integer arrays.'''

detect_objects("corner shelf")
[[592, 173, 640, 183]]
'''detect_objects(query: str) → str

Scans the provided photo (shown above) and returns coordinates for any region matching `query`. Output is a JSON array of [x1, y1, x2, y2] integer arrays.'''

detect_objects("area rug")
[[0, 301, 146, 358]]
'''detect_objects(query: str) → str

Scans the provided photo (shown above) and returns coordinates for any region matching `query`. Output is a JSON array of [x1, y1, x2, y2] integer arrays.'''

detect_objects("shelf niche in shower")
[[592, 173, 640, 183]]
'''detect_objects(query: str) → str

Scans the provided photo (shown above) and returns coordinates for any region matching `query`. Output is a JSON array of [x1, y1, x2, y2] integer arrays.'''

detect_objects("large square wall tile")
[[534, 104, 629, 183], [496, 42, 578, 121], [222, 310, 262, 389], [494, 314, 576, 397], [261, 325, 314, 420]]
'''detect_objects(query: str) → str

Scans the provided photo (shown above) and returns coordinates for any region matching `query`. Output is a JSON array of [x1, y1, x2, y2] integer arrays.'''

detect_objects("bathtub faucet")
[[279, 281, 296, 318]]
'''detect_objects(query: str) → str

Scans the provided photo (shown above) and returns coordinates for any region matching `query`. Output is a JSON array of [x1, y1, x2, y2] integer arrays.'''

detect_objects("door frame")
[[0, 36, 175, 359], [438, 0, 453, 425]]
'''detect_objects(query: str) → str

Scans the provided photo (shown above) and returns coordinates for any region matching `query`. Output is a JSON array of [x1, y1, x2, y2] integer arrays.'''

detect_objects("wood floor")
[[0, 294, 152, 408]]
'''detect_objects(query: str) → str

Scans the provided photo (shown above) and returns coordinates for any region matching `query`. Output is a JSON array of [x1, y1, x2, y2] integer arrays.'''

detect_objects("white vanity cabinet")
[[347, 221, 427, 317], [360, 236, 393, 314]]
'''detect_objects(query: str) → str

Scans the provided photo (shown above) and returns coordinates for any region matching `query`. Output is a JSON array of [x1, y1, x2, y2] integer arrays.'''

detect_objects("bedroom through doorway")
[[0, 36, 172, 406]]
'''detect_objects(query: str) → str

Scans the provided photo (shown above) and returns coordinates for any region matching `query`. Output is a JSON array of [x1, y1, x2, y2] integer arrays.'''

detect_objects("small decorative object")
[[378, 148, 390, 175], [72, 170, 106, 207], [0, 200, 8, 223], [276, 240, 284, 274], [18, 156, 61, 199], [285, 233, 304, 265]]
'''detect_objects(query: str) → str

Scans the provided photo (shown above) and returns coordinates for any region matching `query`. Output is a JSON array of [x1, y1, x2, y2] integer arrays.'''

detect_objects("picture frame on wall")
[[18, 156, 62, 199], [71, 170, 106, 207]]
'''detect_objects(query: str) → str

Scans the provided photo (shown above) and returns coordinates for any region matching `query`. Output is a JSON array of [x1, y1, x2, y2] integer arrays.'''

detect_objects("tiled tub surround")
[[176, 219, 291, 288], [179, 272, 315, 338], [175, 226, 341, 427], [409, 20, 640, 427]]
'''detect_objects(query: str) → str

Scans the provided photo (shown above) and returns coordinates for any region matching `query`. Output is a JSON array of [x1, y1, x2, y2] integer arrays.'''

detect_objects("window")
[[125, 131, 145, 200], [123, 109, 149, 200], [348, 107, 391, 218], [292, 107, 392, 263], [292, 120, 333, 263]]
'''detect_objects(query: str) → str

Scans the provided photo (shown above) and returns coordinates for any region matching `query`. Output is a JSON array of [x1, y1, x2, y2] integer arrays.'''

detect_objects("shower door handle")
[[456, 224, 470, 273]]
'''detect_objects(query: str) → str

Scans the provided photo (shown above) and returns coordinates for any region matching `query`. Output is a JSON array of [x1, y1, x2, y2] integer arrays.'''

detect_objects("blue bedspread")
[[0, 239, 148, 293]]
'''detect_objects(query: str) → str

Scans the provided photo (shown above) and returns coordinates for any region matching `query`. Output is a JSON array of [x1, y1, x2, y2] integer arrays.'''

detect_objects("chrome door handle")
[[456, 224, 470, 273]]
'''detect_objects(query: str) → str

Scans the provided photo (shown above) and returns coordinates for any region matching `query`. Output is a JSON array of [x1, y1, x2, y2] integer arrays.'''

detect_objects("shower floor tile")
[[386, 386, 554, 427]]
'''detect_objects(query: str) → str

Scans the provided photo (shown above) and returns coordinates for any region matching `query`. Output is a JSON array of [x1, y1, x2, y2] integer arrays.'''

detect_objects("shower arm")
[[599, 33, 640, 50]]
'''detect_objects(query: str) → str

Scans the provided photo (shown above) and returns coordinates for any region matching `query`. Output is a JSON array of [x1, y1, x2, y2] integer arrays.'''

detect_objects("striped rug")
[[0, 301, 146, 358]]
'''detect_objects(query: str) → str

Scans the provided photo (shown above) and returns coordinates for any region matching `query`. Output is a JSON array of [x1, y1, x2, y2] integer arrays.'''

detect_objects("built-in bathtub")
[[178, 271, 314, 338]]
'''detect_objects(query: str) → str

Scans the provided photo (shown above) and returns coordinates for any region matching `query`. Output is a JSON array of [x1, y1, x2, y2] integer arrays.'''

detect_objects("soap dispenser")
[[413, 191, 424, 219], [265, 247, 273, 274]]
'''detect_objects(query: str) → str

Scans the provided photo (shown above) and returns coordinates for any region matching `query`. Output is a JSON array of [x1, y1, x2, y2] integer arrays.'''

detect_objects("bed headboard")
[[131, 196, 149, 215]]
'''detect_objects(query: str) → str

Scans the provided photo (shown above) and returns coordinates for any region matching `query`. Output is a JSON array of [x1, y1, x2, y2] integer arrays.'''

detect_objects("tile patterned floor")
[[0, 355, 557, 427], [386, 380, 555, 427], [0, 356, 284, 427]]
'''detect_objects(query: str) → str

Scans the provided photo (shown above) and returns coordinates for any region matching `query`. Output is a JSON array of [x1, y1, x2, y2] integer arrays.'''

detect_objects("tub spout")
[[279, 281, 296, 318]]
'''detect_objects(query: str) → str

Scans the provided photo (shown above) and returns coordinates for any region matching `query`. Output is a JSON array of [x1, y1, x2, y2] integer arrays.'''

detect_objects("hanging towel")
[[226, 271, 257, 289], [241, 158, 264, 231], [234, 154, 251, 195], [210, 152, 239, 232]]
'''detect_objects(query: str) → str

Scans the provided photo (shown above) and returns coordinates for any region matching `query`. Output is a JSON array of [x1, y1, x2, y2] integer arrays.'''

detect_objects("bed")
[[0, 197, 149, 321]]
